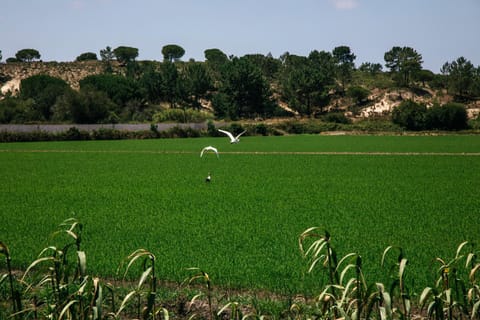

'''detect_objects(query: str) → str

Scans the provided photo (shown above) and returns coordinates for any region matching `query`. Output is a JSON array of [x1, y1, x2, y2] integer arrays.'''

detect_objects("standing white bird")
[[218, 129, 246, 144], [200, 146, 219, 158]]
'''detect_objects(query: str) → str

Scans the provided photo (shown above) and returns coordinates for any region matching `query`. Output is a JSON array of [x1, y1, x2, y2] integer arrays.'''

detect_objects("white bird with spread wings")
[[200, 146, 219, 158], [218, 129, 246, 144]]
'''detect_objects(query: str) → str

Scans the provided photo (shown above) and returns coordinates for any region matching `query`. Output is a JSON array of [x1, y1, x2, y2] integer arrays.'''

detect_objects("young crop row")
[[1, 134, 480, 153], [1, 218, 480, 319]]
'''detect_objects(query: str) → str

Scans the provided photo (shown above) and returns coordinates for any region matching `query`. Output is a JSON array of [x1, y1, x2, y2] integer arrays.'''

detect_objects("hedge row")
[[1, 119, 478, 143]]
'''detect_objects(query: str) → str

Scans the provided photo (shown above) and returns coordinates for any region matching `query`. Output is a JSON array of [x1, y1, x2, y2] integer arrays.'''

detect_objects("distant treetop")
[[15, 49, 41, 62], [76, 52, 98, 62], [161, 44, 185, 62]]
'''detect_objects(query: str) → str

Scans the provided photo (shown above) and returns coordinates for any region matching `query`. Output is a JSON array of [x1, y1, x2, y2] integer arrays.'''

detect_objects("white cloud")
[[330, 0, 359, 10]]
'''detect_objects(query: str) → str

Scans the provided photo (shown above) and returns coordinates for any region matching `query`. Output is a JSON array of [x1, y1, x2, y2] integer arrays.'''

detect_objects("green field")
[[1, 135, 479, 295]]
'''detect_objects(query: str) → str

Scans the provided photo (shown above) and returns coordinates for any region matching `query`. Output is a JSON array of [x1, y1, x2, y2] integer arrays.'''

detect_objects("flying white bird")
[[200, 146, 219, 158], [218, 129, 246, 144]]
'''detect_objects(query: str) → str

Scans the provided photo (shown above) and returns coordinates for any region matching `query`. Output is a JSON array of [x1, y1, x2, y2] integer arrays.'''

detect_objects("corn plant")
[[0, 241, 22, 319], [419, 241, 480, 320], [113, 248, 164, 320], [363, 282, 393, 320], [217, 301, 244, 320], [184, 267, 215, 320], [13, 217, 100, 319], [381, 245, 412, 320], [299, 227, 339, 287], [300, 228, 372, 319]]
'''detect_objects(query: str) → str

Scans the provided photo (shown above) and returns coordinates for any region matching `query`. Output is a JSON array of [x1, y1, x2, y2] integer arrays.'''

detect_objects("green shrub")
[[160, 126, 201, 138], [20, 74, 71, 121], [347, 86, 370, 105], [207, 120, 217, 136], [352, 119, 402, 132], [61, 127, 90, 140], [323, 112, 352, 124], [275, 120, 341, 134], [90, 128, 126, 140], [391, 100, 427, 130], [153, 108, 213, 123], [425, 102, 469, 130], [255, 123, 268, 136]]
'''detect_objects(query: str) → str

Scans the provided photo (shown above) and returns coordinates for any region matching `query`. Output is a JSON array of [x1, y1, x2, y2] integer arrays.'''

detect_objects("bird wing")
[[218, 129, 235, 142], [235, 130, 247, 139], [201, 146, 219, 158]]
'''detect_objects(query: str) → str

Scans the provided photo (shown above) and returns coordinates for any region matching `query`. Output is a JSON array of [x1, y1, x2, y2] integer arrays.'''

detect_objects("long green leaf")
[[455, 241, 469, 259], [137, 266, 152, 290], [77, 250, 86, 277], [59, 299, 78, 320], [21, 256, 54, 281], [419, 287, 433, 307], [116, 290, 137, 316]]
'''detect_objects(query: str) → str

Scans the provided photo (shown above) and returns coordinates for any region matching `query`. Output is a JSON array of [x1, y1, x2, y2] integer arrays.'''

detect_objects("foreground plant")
[[299, 227, 369, 319], [184, 267, 215, 320], [419, 241, 480, 320], [114, 248, 168, 320], [0, 241, 22, 319], [300, 227, 406, 320], [380, 245, 413, 320], [13, 218, 105, 319]]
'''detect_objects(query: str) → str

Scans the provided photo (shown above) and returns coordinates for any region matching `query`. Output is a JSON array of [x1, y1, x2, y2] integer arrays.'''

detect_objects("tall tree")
[[100, 46, 115, 72], [204, 48, 228, 65], [15, 49, 41, 62], [182, 62, 213, 110], [139, 64, 164, 103], [204, 48, 229, 82], [416, 69, 435, 86], [100, 46, 114, 61], [113, 46, 139, 65], [53, 87, 116, 123], [242, 53, 281, 81], [160, 61, 184, 108], [20, 75, 70, 120], [161, 44, 185, 62], [332, 45, 356, 93], [384, 46, 423, 87], [214, 56, 275, 119], [441, 57, 477, 99], [359, 62, 383, 74], [280, 51, 335, 116], [79, 74, 142, 109]]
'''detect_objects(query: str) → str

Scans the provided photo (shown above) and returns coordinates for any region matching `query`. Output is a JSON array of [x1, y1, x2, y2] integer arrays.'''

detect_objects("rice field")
[[1, 135, 479, 295]]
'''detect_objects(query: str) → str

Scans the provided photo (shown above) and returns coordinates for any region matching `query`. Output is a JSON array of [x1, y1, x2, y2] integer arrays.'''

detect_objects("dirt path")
[[1, 149, 480, 156]]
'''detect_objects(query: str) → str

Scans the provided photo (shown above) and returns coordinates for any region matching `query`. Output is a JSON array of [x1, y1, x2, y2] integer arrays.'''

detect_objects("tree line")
[[0, 45, 479, 130]]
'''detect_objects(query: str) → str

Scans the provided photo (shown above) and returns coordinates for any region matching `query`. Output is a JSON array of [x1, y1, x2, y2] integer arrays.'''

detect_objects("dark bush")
[[391, 100, 427, 130], [347, 86, 370, 105], [62, 127, 90, 140], [225, 123, 246, 136], [160, 126, 201, 138], [425, 102, 468, 130], [207, 120, 217, 136], [20, 75, 71, 121], [323, 112, 351, 124], [90, 128, 126, 140], [255, 123, 268, 136]]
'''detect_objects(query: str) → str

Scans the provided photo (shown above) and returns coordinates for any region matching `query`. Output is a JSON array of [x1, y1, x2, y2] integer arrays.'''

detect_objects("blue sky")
[[1, 0, 479, 72]]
